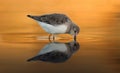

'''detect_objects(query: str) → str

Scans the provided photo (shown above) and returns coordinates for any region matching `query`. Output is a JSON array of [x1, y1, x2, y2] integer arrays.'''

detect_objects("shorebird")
[[27, 41, 80, 63], [27, 13, 80, 40]]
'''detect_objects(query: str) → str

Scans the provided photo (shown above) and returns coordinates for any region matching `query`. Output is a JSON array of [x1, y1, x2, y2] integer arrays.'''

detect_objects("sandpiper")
[[27, 13, 80, 40]]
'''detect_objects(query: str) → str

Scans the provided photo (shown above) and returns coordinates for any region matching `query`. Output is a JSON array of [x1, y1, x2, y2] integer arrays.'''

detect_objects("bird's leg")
[[49, 34, 56, 42], [53, 34, 55, 41], [49, 34, 52, 40]]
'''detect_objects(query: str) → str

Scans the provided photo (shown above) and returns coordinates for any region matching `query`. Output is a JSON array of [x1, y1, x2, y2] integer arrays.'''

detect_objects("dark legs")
[[49, 34, 52, 42], [53, 35, 55, 40], [49, 34, 55, 41], [49, 34, 52, 40]]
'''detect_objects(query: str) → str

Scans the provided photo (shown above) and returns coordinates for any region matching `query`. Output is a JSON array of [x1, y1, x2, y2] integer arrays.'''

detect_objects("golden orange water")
[[0, 0, 120, 73]]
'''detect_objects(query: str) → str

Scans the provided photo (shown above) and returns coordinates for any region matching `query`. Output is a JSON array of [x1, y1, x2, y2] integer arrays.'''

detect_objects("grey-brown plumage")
[[27, 13, 80, 41], [27, 13, 70, 25]]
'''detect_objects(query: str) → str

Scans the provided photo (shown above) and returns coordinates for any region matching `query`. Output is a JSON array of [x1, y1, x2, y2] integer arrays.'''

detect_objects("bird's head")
[[70, 25, 80, 36]]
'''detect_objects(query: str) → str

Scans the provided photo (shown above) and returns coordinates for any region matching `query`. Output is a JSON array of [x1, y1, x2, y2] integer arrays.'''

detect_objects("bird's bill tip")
[[74, 35, 76, 41]]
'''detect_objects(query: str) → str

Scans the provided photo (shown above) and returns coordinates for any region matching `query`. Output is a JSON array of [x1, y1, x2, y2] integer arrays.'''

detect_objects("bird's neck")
[[66, 24, 73, 34]]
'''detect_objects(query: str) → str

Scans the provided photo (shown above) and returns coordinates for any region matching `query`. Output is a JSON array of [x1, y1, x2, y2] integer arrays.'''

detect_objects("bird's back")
[[39, 13, 71, 25]]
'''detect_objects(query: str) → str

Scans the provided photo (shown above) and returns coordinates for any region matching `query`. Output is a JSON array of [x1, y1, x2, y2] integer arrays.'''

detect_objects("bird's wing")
[[40, 14, 71, 25]]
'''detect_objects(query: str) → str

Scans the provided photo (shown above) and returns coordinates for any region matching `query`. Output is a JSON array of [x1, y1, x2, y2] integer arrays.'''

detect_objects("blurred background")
[[0, 0, 120, 73], [0, 0, 119, 34]]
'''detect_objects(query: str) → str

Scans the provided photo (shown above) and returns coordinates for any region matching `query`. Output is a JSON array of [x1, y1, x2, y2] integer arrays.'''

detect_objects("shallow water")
[[0, 0, 120, 73], [0, 33, 119, 73]]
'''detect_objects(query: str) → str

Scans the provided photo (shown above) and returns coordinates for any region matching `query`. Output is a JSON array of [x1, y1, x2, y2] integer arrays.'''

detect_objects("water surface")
[[0, 33, 119, 73], [0, 0, 120, 73]]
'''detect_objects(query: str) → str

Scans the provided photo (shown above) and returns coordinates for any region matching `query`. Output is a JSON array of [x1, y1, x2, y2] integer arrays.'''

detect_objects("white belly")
[[38, 22, 67, 34]]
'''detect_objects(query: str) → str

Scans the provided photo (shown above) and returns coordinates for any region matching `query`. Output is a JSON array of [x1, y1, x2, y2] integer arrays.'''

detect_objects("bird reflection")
[[27, 41, 80, 63]]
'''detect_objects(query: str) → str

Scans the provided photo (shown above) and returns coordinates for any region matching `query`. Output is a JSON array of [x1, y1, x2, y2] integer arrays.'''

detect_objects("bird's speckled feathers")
[[27, 13, 71, 25]]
